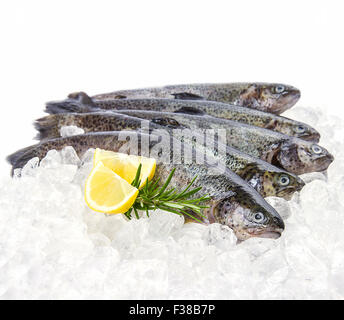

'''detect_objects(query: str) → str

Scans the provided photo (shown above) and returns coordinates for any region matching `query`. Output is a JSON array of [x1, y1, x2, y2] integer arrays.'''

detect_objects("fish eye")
[[311, 144, 322, 154], [253, 212, 265, 223], [294, 125, 306, 134], [278, 174, 290, 186], [275, 85, 285, 94]]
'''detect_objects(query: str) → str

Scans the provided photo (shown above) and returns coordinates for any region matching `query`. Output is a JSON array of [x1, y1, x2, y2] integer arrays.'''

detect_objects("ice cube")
[[1, 103, 344, 300], [12, 168, 22, 179], [61, 146, 80, 166], [60, 125, 85, 138], [300, 171, 328, 184], [266, 196, 292, 219], [205, 223, 237, 248], [21, 157, 39, 177], [89, 233, 111, 247], [39, 150, 62, 169], [43, 164, 78, 183], [283, 106, 320, 126], [148, 210, 184, 239], [330, 244, 344, 297], [80, 148, 95, 165], [72, 162, 93, 187], [301, 178, 330, 200]]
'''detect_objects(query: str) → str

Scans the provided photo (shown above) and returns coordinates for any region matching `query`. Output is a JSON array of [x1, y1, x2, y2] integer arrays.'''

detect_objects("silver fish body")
[[118, 110, 333, 175], [91, 82, 301, 114], [7, 131, 285, 241], [52, 108, 331, 175], [46, 93, 317, 141], [35, 112, 305, 199]]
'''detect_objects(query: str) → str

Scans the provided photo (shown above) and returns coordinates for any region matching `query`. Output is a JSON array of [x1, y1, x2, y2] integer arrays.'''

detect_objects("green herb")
[[123, 164, 210, 223]]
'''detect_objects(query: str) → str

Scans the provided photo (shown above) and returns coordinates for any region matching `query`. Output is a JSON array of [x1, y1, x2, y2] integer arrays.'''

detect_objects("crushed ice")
[[60, 125, 85, 138], [0, 107, 343, 299]]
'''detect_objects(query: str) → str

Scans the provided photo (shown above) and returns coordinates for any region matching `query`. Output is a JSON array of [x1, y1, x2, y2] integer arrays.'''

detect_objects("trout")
[[90, 82, 301, 114], [7, 131, 285, 241], [46, 93, 317, 141], [116, 110, 333, 175], [40, 108, 333, 175], [35, 112, 305, 200]]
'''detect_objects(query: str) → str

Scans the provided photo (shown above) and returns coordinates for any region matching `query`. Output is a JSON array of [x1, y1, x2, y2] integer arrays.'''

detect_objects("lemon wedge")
[[93, 148, 156, 189], [85, 162, 139, 214]]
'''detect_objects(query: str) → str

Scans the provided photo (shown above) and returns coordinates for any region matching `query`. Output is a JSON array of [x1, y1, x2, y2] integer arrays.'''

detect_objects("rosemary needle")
[[123, 164, 210, 222]]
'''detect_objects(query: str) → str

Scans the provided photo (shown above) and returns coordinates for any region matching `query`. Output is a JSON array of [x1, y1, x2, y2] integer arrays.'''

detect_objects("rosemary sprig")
[[123, 164, 210, 222]]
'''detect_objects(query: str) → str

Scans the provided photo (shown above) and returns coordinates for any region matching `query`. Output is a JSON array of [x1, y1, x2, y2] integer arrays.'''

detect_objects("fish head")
[[211, 191, 284, 241], [277, 140, 334, 175], [241, 83, 300, 114], [261, 171, 305, 200], [290, 122, 321, 142], [261, 83, 301, 113]]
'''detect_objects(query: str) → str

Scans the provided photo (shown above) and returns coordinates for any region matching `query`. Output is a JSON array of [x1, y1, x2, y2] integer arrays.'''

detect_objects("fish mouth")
[[257, 231, 282, 239], [326, 153, 335, 163], [247, 227, 284, 239], [314, 154, 335, 171], [297, 180, 306, 191], [274, 90, 301, 114], [276, 187, 296, 200], [287, 89, 301, 104], [299, 132, 321, 143], [276, 180, 305, 199]]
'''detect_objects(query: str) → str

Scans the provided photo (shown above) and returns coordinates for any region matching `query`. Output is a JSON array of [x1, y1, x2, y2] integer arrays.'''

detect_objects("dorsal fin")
[[67, 92, 97, 107], [46, 92, 99, 114]]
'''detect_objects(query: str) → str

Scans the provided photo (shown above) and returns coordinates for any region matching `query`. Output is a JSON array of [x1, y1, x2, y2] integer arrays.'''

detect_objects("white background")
[[0, 0, 343, 173]]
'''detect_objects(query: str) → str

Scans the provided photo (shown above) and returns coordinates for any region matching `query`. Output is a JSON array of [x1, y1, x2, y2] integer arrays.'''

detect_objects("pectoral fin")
[[174, 106, 205, 115], [171, 92, 204, 100], [114, 95, 127, 99], [151, 117, 184, 129]]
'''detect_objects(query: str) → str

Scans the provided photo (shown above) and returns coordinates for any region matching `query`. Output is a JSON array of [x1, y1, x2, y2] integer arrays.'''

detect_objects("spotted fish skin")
[[95, 109, 333, 175], [34, 112, 305, 199], [90, 82, 301, 114], [46, 93, 317, 141], [7, 131, 285, 241]]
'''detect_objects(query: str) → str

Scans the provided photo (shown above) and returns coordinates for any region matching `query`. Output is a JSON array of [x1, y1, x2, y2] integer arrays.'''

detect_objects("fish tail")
[[34, 115, 60, 140], [45, 92, 98, 114], [6, 144, 39, 174]]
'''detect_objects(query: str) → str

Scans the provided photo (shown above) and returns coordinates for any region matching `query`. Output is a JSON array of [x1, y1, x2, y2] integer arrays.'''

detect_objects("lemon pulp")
[[93, 148, 156, 189], [85, 149, 156, 214], [85, 162, 139, 214]]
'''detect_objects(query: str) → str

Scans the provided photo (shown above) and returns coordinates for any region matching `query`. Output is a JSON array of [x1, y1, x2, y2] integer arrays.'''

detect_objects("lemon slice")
[[85, 162, 139, 214], [93, 149, 156, 189]]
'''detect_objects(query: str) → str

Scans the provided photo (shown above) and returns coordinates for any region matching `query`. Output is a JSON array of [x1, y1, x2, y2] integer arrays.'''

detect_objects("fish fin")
[[171, 92, 205, 100], [7, 144, 39, 174], [34, 115, 60, 140], [151, 117, 184, 129], [114, 94, 127, 99], [67, 92, 97, 106], [174, 106, 205, 115], [45, 92, 98, 114]]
